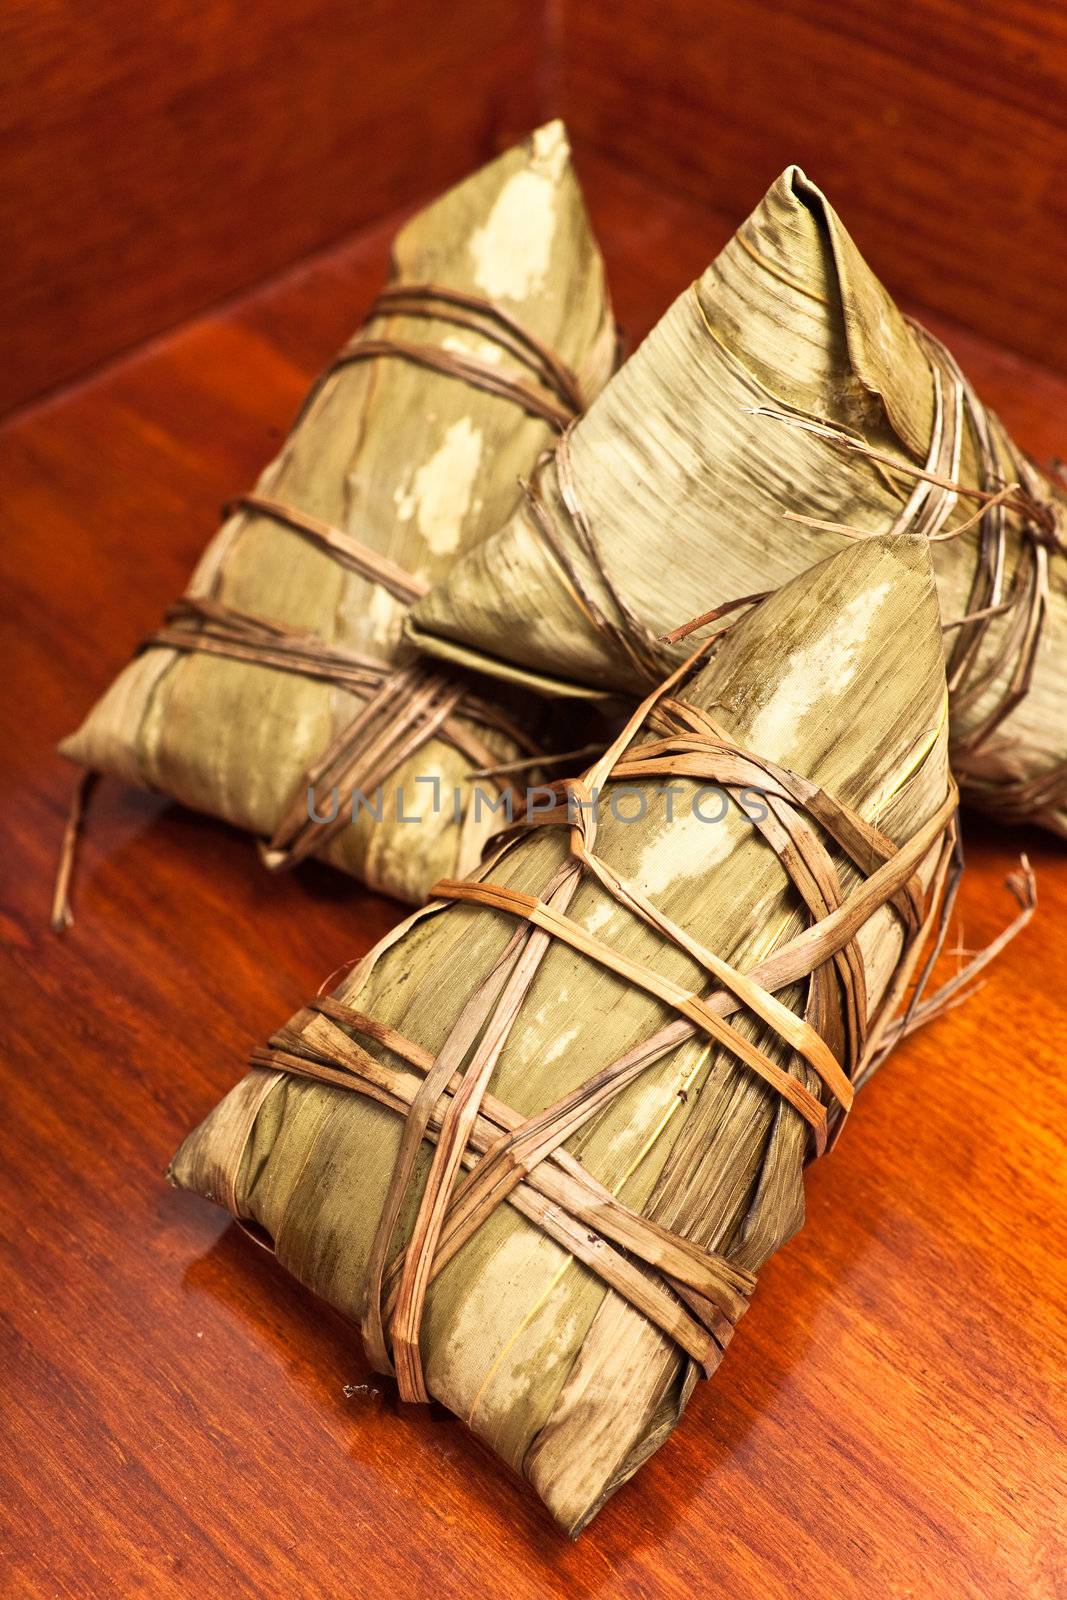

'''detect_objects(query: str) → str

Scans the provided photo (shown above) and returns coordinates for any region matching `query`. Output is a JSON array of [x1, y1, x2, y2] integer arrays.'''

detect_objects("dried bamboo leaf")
[[407, 166, 1066, 833], [171, 535, 958, 1532], [59, 122, 616, 905]]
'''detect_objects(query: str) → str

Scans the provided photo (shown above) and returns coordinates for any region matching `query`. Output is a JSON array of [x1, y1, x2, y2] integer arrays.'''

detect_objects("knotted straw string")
[[52, 284, 588, 926], [255, 994, 755, 1373], [518, 287, 1064, 820], [751, 322, 1066, 820], [135, 596, 541, 872], [254, 634, 1029, 1404]]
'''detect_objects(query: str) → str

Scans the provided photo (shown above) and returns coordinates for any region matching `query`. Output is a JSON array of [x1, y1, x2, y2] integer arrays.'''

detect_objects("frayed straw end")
[[51, 769, 95, 933], [1006, 853, 1038, 916], [257, 840, 289, 873], [879, 852, 1036, 1056]]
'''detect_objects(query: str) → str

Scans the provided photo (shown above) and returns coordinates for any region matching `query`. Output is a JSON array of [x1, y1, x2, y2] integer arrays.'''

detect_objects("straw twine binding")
[[252, 636, 1034, 1402], [526, 299, 1066, 820], [52, 285, 587, 926], [760, 324, 1065, 820], [140, 595, 542, 870]]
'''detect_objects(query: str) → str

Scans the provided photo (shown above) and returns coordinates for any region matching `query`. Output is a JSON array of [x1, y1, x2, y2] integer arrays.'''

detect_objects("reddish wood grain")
[[557, 0, 1067, 378], [0, 155, 1064, 1598], [0, 0, 539, 416]]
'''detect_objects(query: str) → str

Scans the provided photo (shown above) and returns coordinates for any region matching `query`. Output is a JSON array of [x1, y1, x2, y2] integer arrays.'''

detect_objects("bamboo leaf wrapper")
[[59, 122, 616, 905], [407, 165, 1066, 834], [171, 535, 958, 1532]]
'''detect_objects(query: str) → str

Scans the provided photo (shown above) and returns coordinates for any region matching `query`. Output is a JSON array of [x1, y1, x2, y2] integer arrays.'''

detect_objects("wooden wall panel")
[[0, 0, 540, 415], [556, 0, 1067, 373]]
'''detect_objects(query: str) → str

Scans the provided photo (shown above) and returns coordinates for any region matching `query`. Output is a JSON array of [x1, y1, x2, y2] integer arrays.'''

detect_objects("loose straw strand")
[[51, 770, 95, 933]]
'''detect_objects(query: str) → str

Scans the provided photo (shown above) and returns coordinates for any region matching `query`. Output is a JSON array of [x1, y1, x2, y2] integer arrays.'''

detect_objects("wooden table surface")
[[1, 153, 1064, 1599]]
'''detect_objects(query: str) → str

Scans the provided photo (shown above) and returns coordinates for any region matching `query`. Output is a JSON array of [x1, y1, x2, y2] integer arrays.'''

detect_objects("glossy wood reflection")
[[0, 156, 1063, 1599]]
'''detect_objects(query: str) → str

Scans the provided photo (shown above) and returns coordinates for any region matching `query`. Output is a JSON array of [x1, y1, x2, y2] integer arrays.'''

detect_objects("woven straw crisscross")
[[52, 284, 589, 923], [257, 637, 995, 1404], [752, 323, 1066, 820]]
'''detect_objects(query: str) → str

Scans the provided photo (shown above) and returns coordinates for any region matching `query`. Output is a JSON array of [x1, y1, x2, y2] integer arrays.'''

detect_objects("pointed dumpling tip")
[[529, 117, 571, 155], [391, 122, 574, 270], [785, 164, 822, 203]]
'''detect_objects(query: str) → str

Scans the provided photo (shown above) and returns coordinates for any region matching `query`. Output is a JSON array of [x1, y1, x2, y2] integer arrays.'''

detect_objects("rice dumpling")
[[58, 122, 616, 913], [171, 534, 964, 1533], [407, 166, 1066, 834]]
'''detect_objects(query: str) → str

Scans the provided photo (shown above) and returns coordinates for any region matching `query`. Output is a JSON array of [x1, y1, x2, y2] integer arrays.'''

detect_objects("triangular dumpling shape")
[[172, 535, 955, 1532], [60, 122, 616, 907], [408, 167, 1065, 833]]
